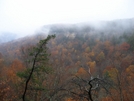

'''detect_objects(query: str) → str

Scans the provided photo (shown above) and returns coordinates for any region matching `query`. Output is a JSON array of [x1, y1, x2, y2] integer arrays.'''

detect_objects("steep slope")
[[0, 18, 134, 62]]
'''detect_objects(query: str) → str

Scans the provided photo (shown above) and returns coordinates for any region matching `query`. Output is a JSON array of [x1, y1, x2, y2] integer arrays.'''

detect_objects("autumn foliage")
[[0, 25, 134, 101]]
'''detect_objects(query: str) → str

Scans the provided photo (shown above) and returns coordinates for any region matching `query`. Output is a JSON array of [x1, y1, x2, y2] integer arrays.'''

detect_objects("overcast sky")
[[0, 0, 134, 37]]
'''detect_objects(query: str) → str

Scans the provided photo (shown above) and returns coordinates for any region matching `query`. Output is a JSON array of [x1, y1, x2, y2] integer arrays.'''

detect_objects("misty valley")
[[0, 18, 134, 101]]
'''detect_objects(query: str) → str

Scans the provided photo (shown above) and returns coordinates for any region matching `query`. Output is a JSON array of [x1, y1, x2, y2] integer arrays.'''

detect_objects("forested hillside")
[[0, 19, 134, 101]]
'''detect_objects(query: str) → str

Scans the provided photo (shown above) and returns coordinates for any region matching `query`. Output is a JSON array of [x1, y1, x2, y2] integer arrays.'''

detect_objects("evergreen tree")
[[17, 35, 55, 101]]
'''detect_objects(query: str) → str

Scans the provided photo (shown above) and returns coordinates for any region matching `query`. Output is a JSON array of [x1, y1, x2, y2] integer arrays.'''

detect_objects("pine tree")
[[17, 35, 55, 101]]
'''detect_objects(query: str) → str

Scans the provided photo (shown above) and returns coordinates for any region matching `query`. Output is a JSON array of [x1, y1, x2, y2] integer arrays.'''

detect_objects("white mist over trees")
[[0, 0, 134, 37]]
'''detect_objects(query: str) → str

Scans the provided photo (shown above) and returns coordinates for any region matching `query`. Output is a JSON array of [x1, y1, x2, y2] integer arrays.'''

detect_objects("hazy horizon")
[[0, 0, 134, 38]]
